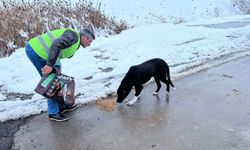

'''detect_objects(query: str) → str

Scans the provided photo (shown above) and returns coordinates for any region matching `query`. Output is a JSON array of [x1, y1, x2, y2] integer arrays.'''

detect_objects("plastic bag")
[[34, 69, 75, 106]]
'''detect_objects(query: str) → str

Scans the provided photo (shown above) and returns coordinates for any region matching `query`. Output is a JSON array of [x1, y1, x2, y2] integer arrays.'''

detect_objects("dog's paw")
[[165, 93, 170, 102], [124, 98, 129, 103], [153, 92, 158, 95], [126, 96, 139, 106], [116, 103, 122, 106], [126, 101, 134, 106]]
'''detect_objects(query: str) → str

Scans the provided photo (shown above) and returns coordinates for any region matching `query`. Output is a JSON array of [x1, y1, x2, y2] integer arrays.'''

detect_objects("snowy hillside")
[[92, 0, 242, 26]]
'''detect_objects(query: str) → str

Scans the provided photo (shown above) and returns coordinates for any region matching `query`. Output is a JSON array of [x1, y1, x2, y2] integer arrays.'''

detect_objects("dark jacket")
[[46, 29, 80, 66]]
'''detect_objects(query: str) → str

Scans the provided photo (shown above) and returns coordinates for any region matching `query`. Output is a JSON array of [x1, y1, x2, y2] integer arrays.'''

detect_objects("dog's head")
[[116, 82, 132, 103], [116, 67, 136, 103]]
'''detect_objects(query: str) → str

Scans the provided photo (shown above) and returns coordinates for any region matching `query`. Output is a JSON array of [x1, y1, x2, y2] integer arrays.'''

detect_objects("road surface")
[[11, 56, 250, 150]]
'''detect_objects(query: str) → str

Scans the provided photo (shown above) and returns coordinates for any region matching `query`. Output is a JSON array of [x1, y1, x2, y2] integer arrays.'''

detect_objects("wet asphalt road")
[[0, 118, 31, 150], [9, 56, 250, 150]]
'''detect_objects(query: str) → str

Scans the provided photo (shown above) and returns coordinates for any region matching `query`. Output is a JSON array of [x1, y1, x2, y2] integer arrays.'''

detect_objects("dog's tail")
[[166, 65, 174, 88]]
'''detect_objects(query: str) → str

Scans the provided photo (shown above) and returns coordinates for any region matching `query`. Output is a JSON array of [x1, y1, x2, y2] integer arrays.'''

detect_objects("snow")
[[92, 0, 241, 26], [0, 94, 6, 101], [1, 0, 250, 122]]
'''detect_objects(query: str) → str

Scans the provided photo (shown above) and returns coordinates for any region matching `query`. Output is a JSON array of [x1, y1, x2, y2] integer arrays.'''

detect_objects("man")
[[25, 28, 95, 122]]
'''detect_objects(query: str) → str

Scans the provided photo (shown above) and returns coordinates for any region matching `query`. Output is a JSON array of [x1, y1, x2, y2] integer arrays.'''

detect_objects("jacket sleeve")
[[46, 30, 79, 67]]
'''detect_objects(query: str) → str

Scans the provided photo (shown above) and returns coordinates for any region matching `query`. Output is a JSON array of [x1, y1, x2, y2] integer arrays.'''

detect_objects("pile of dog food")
[[95, 98, 116, 112]]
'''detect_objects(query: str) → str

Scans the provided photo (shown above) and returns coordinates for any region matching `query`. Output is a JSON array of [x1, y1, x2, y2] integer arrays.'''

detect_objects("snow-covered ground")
[[1, 0, 250, 122], [92, 0, 242, 26]]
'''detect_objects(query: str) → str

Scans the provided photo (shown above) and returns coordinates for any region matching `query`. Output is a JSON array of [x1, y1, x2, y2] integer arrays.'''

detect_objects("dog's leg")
[[160, 78, 170, 102], [160, 78, 170, 93], [126, 85, 143, 106], [165, 92, 169, 102], [160, 78, 171, 102], [126, 95, 140, 106], [134, 85, 143, 97], [153, 77, 161, 95]]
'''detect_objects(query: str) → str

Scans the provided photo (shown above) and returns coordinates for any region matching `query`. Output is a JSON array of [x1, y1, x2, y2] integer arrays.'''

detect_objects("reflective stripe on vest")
[[37, 32, 56, 54], [37, 32, 61, 65]]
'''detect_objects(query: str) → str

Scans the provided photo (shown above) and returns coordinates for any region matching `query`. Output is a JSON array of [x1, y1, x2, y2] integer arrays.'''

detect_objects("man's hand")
[[41, 65, 53, 76]]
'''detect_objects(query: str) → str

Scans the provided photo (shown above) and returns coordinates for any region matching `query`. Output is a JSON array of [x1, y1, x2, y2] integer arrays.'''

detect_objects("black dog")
[[116, 58, 174, 105]]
